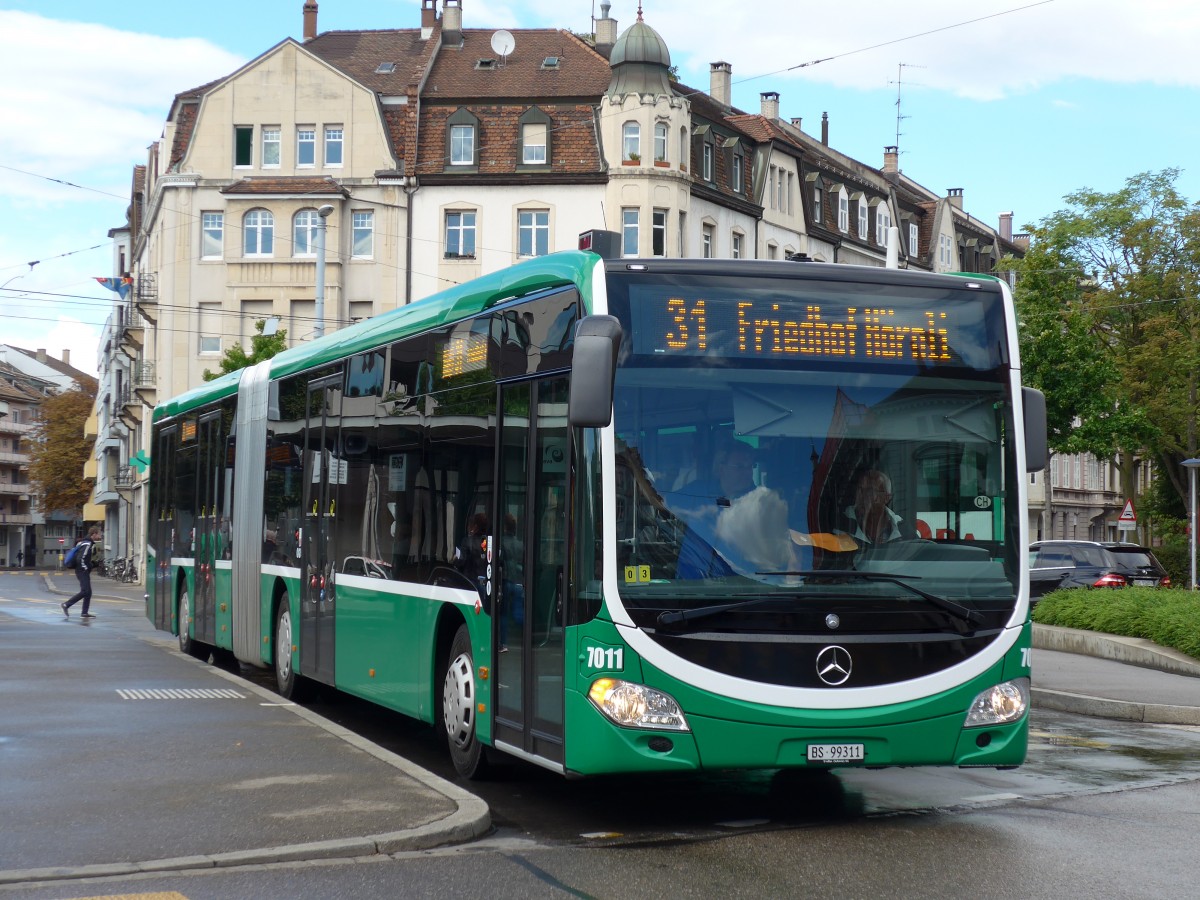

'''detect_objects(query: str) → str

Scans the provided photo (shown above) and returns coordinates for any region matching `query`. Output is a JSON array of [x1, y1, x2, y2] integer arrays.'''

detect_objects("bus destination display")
[[632, 294, 974, 364]]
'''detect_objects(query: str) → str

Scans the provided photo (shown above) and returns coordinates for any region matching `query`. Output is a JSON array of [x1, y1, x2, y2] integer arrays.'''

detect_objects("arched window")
[[293, 209, 318, 257], [622, 122, 641, 162], [654, 122, 668, 163], [244, 209, 274, 257]]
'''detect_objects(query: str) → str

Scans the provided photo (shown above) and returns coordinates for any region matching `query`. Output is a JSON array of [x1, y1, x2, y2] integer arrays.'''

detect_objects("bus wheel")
[[274, 601, 311, 701], [443, 624, 488, 779], [177, 588, 201, 659]]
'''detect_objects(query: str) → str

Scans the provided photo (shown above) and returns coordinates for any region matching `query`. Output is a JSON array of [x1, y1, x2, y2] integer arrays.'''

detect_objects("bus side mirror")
[[1023, 387, 1048, 472], [569, 315, 623, 427]]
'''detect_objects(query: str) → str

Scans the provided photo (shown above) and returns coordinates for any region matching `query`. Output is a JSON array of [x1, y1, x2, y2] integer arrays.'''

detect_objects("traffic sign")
[[1119, 500, 1137, 522], [58, 538, 64, 545]]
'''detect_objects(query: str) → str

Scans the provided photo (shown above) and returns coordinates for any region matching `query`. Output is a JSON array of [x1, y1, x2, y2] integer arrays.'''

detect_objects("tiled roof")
[[424, 30, 611, 100], [220, 177, 350, 196], [305, 29, 432, 94]]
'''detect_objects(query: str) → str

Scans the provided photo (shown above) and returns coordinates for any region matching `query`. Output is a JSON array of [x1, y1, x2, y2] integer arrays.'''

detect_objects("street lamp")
[[314, 205, 335, 339], [1182, 458, 1200, 590]]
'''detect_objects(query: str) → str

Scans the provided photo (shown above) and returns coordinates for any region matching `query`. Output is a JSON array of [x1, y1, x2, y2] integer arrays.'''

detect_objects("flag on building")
[[95, 276, 133, 299]]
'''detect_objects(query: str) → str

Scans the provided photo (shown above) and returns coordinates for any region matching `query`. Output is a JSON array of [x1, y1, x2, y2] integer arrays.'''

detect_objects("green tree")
[[29, 383, 97, 514], [1014, 170, 1200, 508], [203, 319, 288, 381]]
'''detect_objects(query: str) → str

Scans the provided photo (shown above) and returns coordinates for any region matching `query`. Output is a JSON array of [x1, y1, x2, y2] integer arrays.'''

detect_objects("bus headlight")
[[588, 678, 690, 731], [964, 678, 1030, 728]]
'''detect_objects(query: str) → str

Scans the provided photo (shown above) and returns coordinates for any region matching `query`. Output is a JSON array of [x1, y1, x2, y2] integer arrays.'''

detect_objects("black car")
[[1028, 540, 1171, 600]]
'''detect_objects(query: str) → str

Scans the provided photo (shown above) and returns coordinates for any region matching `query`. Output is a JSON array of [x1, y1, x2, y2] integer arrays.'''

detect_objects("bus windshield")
[[606, 268, 1021, 626]]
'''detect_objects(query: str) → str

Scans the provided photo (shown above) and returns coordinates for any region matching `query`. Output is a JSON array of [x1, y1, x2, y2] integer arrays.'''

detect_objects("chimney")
[[36, 348, 47, 362], [62, 349, 71, 367], [947, 188, 964, 210], [710, 61, 732, 107], [760, 91, 779, 120], [421, 0, 437, 38], [442, 0, 462, 44], [821, 111, 828, 145], [302, 0, 318, 41], [790, 117, 802, 131], [999, 211, 1014, 241], [595, 0, 618, 56], [883, 146, 898, 176]]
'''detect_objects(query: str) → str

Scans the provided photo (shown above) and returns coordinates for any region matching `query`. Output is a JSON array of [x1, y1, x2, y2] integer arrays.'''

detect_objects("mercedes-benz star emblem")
[[815, 645, 852, 686]]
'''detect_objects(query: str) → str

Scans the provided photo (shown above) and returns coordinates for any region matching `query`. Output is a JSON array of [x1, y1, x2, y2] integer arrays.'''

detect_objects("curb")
[[1032, 624, 1200, 726]]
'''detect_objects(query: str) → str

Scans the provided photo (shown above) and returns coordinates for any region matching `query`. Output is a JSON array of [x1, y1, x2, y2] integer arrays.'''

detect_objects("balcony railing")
[[133, 361, 156, 389], [115, 465, 135, 489], [0, 450, 30, 465], [0, 513, 33, 525], [0, 481, 31, 496]]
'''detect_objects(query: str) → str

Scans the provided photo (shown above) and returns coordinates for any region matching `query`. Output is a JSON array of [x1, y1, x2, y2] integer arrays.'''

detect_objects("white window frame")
[[654, 122, 668, 162], [445, 210, 477, 258], [702, 143, 714, 182], [297, 127, 316, 167], [838, 189, 849, 232], [325, 126, 344, 167], [909, 222, 920, 256], [857, 201, 868, 239], [201, 212, 224, 259], [731, 231, 743, 259], [652, 209, 667, 257], [702, 224, 714, 258], [518, 209, 549, 257], [813, 186, 822, 225], [262, 127, 281, 168], [450, 124, 475, 166], [876, 208, 891, 247], [234, 125, 253, 167], [293, 209, 318, 257], [522, 123, 547, 164], [352, 211, 374, 259], [199, 302, 221, 354], [622, 122, 641, 162], [243, 209, 274, 257], [622, 208, 639, 256], [732, 154, 744, 193]]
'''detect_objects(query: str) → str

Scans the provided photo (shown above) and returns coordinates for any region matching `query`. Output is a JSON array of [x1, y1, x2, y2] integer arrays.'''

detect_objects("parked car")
[[1028, 540, 1171, 601]]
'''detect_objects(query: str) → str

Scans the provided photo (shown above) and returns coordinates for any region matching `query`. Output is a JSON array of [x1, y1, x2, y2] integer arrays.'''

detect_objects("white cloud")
[[507, 0, 1200, 103], [0, 11, 244, 377]]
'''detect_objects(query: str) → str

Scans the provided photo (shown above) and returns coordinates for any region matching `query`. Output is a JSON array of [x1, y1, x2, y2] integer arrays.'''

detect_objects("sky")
[[2, 0, 1199, 378]]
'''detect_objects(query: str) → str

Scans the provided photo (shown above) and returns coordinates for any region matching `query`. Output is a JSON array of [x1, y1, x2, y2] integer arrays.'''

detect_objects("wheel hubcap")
[[277, 609, 292, 681], [443, 652, 475, 748]]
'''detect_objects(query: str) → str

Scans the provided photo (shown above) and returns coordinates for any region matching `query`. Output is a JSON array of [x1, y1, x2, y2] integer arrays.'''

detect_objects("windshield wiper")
[[753, 569, 983, 626], [657, 595, 791, 628]]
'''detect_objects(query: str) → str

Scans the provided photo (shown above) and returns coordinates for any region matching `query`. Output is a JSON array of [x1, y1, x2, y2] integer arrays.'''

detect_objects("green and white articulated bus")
[[147, 240, 1047, 778]]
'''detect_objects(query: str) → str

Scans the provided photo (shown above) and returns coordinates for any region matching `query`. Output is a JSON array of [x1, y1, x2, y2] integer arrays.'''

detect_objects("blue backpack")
[[63, 543, 81, 569]]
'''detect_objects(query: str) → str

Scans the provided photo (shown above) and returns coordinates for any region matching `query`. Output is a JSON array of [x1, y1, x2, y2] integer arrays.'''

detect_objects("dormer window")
[[837, 187, 849, 232], [446, 108, 480, 170], [519, 107, 553, 167]]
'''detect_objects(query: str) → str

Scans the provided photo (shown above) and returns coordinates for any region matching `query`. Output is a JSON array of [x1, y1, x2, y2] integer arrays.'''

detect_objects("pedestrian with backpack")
[[62, 526, 102, 619]]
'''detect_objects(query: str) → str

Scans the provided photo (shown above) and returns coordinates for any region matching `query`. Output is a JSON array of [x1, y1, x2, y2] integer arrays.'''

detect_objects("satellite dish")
[[490, 29, 515, 60]]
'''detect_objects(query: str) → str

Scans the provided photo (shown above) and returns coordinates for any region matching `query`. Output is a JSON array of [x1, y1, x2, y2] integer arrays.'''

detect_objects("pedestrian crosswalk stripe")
[[116, 688, 245, 700]]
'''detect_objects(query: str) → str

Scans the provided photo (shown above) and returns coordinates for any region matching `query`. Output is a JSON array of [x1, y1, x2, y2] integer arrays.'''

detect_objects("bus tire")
[[177, 587, 204, 659], [443, 624, 488, 779], [274, 599, 312, 701]]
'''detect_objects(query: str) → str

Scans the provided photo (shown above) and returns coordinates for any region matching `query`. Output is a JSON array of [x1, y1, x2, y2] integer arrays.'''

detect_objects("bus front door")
[[494, 377, 569, 765], [300, 375, 342, 686]]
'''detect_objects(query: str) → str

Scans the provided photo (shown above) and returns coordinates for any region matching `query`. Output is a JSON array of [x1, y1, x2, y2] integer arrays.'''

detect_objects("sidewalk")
[[1, 572, 489, 888], [1032, 623, 1200, 726]]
